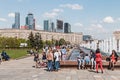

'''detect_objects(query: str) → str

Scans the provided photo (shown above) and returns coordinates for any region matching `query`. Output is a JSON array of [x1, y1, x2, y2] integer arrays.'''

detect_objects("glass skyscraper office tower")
[[12, 12, 20, 29]]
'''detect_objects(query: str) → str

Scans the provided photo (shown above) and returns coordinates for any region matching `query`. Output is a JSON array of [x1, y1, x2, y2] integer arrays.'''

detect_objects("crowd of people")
[[33, 46, 119, 73], [77, 48, 119, 73], [33, 46, 68, 72]]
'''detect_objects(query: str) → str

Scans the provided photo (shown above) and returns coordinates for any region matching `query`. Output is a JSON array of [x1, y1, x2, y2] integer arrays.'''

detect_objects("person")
[[80, 51, 85, 69], [90, 50, 96, 69], [46, 48, 53, 71], [0, 53, 2, 64], [54, 49, 60, 71], [42, 52, 46, 61], [109, 50, 119, 70], [1, 50, 10, 61], [77, 52, 82, 70], [61, 47, 67, 60], [95, 48, 103, 73], [30, 49, 34, 55], [33, 52, 39, 68], [84, 54, 90, 69]]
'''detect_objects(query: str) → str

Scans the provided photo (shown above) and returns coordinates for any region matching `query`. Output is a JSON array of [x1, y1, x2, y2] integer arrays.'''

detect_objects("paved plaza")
[[0, 56, 120, 80]]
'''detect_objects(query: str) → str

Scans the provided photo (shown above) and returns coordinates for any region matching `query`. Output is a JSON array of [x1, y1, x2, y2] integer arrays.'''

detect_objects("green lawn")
[[0, 49, 29, 59], [0, 49, 42, 59]]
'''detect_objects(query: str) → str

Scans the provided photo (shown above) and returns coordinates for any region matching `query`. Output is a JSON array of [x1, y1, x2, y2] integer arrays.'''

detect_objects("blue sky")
[[0, 0, 120, 39]]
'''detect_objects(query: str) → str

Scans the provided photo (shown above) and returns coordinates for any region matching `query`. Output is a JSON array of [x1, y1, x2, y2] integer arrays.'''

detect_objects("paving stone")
[[0, 56, 120, 80]]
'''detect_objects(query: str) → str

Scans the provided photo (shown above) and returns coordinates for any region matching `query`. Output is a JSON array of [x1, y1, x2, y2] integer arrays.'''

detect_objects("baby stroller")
[[36, 58, 47, 68]]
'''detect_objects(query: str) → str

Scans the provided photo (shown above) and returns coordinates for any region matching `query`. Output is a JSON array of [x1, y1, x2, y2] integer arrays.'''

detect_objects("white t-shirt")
[[54, 52, 60, 61]]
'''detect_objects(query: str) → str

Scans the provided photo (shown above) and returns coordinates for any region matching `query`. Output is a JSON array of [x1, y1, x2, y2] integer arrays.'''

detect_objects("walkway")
[[0, 56, 120, 80]]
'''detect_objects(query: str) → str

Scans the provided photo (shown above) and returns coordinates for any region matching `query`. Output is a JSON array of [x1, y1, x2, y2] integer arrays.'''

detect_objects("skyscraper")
[[44, 20, 49, 31], [56, 19, 63, 33], [25, 13, 35, 30], [12, 12, 20, 29], [64, 23, 71, 33], [51, 22, 55, 32]]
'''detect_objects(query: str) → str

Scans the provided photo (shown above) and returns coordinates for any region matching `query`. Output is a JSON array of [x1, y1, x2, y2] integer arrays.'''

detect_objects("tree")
[[59, 38, 66, 46], [28, 32, 34, 48], [34, 32, 43, 50], [45, 40, 52, 46], [55, 40, 59, 46]]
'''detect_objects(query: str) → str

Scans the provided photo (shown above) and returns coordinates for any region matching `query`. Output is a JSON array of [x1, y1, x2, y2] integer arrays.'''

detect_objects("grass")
[[0, 49, 28, 59], [0, 49, 42, 59]]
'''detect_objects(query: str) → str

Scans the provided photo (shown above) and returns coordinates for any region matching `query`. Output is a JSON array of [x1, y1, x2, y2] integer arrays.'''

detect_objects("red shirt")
[[96, 53, 102, 62]]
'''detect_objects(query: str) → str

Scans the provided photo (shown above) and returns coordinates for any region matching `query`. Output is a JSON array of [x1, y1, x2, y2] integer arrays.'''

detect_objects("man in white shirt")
[[54, 49, 60, 71]]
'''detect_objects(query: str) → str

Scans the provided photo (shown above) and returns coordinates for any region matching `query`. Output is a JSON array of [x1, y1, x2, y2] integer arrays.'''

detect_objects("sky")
[[0, 0, 120, 39]]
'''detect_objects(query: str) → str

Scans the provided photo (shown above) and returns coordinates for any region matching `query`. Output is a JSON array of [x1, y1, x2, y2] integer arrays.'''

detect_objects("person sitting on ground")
[[109, 50, 119, 71], [33, 52, 39, 68], [42, 52, 47, 62], [1, 50, 10, 61], [0, 53, 2, 64], [84, 54, 90, 69]]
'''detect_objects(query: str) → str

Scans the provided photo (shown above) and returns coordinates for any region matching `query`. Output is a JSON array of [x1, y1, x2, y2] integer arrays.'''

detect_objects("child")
[[84, 54, 90, 69]]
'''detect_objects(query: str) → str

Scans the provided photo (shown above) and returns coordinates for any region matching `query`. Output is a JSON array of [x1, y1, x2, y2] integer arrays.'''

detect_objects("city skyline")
[[0, 0, 120, 39]]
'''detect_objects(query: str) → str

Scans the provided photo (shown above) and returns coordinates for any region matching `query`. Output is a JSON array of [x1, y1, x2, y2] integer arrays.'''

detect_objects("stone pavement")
[[0, 56, 120, 80]]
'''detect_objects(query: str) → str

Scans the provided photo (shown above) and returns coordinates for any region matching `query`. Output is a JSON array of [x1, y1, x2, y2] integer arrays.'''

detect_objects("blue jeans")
[[77, 59, 81, 69], [47, 60, 52, 71], [55, 61, 59, 70]]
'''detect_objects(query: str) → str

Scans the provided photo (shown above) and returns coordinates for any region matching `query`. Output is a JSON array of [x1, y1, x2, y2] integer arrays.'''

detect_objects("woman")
[[109, 50, 119, 70], [95, 48, 103, 73]]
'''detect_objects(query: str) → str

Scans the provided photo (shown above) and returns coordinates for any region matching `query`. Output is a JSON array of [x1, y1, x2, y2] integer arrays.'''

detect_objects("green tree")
[[55, 40, 59, 46], [45, 40, 52, 46], [34, 32, 43, 49], [28, 32, 34, 48], [59, 38, 66, 46]]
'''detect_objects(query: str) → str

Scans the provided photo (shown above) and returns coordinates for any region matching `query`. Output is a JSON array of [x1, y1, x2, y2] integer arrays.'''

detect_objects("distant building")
[[64, 23, 71, 33], [43, 20, 55, 32], [25, 13, 35, 30], [83, 35, 93, 41], [56, 19, 63, 33], [12, 12, 20, 29], [0, 29, 83, 44], [33, 19, 35, 30], [51, 22, 55, 32], [44, 20, 49, 31]]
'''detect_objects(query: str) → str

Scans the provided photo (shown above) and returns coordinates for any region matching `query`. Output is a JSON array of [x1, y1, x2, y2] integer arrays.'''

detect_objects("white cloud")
[[118, 18, 120, 21], [103, 16, 114, 23], [43, 12, 58, 18], [0, 18, 7, 22], [8, 13, 15, 18], [43, 8, 63, 18], [60, 4, 83, 10], [52, 9, 63, 13], [74, 23, 83, 27], [87, 24, 106, 33]]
